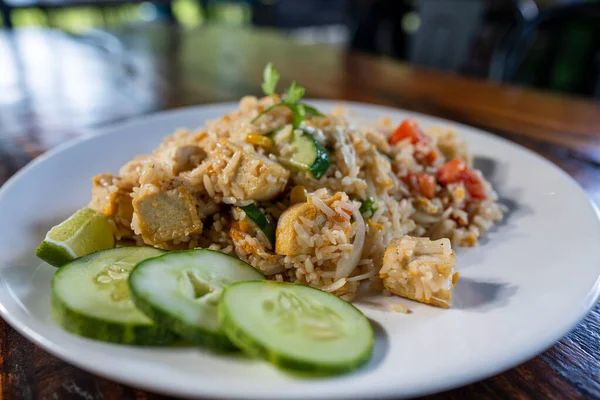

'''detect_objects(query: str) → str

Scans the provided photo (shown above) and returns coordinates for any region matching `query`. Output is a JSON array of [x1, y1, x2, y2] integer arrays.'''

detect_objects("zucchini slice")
[[240, 203, 276, 246], [288, 131, 330, 180]]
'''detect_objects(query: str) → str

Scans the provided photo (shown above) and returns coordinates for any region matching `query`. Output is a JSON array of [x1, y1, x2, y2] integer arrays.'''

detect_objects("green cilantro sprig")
[[252, 63, 324, 128]]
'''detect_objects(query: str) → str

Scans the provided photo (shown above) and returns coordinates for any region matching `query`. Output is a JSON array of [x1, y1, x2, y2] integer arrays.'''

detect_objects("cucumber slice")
[[219, 281, 374, 375], [128, 249, 266, 350], [51, 247, 176, 345], [240, 203, 275, 246], [289, 130, 330, 180]]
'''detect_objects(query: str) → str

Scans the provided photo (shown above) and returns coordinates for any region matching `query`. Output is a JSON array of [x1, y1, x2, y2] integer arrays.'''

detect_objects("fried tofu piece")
[[203, 141, 289, 201], [151, 129, 216, 176], [89, 174, 133, 221], [90, 173, 118, 216], [275, 202, 322, 256], [89, 173, 135, 238], [132, 185, 202, 245], [234, 153, 288, 201], [380, 236, 458, 308], [275, 192, 350, 256]]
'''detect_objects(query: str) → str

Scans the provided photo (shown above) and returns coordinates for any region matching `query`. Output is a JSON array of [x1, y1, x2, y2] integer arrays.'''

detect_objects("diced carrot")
[[389, 118, 426, 145]]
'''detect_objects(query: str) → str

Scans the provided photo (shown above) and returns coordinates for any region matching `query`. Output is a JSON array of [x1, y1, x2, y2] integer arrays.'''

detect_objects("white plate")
[[1, 101, 599, 399]]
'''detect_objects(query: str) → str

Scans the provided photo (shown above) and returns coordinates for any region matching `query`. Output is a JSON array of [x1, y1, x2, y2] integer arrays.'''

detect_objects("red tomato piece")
[[402, 173, 436, 199], [424, 150, 438, 165], [437, 159, 487, 200], [463, 170, 487, 200], [416, 174, 436, 199], [389, 119, 426, 145], [437, 159, 467, 184]]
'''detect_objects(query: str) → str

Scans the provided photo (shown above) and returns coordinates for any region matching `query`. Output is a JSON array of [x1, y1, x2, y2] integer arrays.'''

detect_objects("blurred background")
[[1, 0, 599, 99]]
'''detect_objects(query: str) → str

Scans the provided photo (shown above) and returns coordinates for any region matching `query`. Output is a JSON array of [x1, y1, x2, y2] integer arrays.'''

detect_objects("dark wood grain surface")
[[1, 24, 599, 400]]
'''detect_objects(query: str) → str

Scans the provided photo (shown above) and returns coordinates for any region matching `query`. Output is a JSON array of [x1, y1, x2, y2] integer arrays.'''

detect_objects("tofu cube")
[[132, 185, 202, 245], [380, 236, 458, 308], [275, 192, 348, 256], [89, 173, 119, 216], [205, 141, 289, 201], [233, 150, 289, 201], [89, 174, 133, 223], [275, 202, 321, 256]]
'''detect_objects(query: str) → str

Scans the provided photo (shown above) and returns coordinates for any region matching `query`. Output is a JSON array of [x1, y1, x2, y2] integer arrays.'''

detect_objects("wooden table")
[[1, 24, 599, 400]]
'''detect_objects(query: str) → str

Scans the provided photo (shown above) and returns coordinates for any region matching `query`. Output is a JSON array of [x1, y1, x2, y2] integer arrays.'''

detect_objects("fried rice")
[[89, 95, 504, 302]]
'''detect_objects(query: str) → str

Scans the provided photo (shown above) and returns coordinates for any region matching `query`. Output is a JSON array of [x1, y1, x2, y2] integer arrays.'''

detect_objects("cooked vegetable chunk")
[[380, 236, 458, 308], [89, 173, 134, 233], [132, 185, 203, 245], [202, 141, 289, 202], [275, 202, 323, 256]]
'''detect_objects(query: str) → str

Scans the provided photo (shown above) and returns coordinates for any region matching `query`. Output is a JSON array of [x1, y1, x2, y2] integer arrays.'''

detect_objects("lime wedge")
[[36, 208, 115, 267]]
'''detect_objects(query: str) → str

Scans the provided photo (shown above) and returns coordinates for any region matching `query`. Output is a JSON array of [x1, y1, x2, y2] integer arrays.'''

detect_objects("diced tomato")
[[389, 119, 427, 145], [402, 173, 436, 199], [462, 170, 487, 200], [416, 174, 436, 199], [437, 159, 486, 200], [415, 149, 438, 166], [425, 150, 438, 165], [437, 159, 467, 184]]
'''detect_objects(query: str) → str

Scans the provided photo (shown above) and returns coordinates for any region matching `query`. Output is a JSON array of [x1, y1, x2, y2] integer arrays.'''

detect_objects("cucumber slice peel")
[[288, 130, 330, 180], [129, 249, 266, 350], [219, 281, 374, 375], [240, 203, 276, 246], [271, 126, 330, 180], [51, 247, 176, 345]]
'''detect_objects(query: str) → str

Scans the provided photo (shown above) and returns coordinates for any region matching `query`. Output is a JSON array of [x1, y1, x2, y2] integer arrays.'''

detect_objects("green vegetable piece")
[[129, 249, 265, 350], [261, 63, 280, 96], [36, 207, 114, 267], [359, 198, 378, 216], [219, 281, 374, 375], [252, 63, 324, 128], [289, 103, 306, 128], [240, 203, 276, 246], [303, 104, 325, 117], [51, 247, 176, 345], [283, 81, 305, 104]]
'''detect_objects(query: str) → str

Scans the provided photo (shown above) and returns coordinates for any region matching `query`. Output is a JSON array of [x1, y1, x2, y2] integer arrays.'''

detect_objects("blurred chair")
[[199, 0, 349, 29], [349, 0, 532, 75], [409, 0, 486, 71], [490, 2, 600, 98], [250, 0, 348, 29], [348, 0, 410, 59]]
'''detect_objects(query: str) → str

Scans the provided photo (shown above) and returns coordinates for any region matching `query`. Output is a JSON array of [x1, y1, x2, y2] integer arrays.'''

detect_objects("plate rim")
[[1, 100, 599, 399]]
